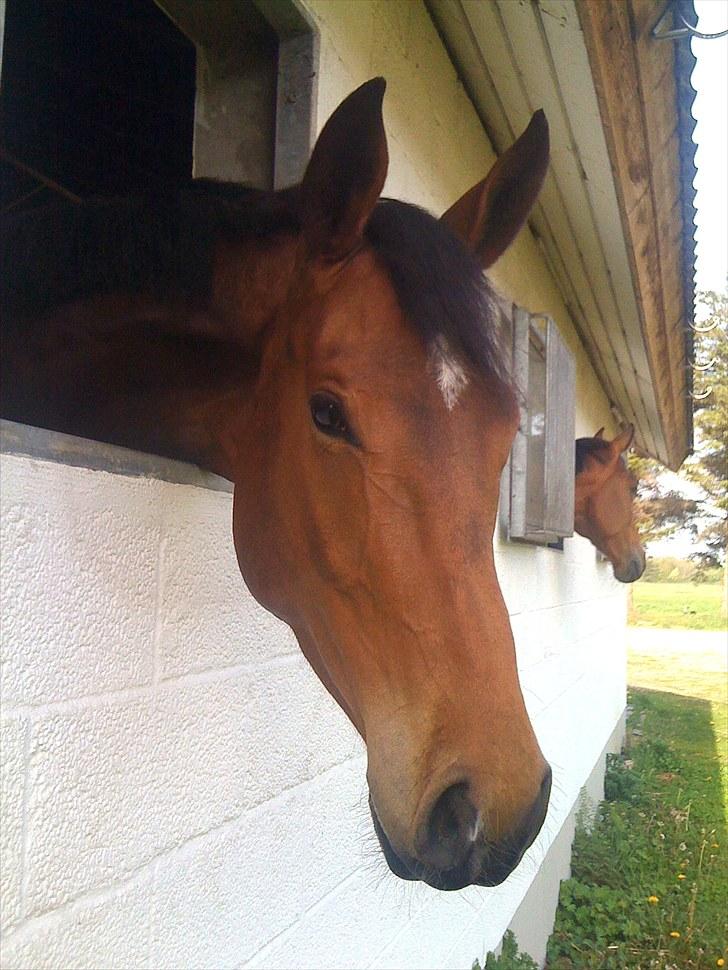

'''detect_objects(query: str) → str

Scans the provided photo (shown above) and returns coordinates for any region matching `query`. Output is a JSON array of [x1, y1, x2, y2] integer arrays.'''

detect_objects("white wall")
[[0, 444, 625, 970], [0, 3, 628, 966]]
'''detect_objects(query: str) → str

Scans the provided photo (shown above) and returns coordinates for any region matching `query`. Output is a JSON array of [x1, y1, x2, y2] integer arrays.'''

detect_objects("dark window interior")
[[0, 0, 314, 470], [0, 0, 200, 462], [1, 0, 196, 211]]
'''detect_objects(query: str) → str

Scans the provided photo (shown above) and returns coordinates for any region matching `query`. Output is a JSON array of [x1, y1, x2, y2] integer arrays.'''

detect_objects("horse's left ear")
[[612, 424, 635, 454], [300, 78, 388, 261], [441, 111, 549, 269]]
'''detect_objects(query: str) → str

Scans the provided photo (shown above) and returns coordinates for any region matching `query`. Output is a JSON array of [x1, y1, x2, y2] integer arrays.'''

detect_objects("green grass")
[[629, 581, 726, 631], [544, 640, 728, 969]]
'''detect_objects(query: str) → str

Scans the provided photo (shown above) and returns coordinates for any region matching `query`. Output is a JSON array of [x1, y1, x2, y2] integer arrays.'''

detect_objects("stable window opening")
[[0, 0, 317, 476]]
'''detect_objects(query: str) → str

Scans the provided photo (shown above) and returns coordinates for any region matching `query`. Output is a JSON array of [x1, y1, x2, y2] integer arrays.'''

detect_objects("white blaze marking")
[[431, 337, 469, 410]]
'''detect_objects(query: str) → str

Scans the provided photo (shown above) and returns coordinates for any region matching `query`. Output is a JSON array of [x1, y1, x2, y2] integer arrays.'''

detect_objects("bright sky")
[[647, 1, 727, 556]]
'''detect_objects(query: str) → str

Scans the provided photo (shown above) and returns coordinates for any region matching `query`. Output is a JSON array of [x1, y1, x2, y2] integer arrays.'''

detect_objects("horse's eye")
[[310, 393, 358, 444]]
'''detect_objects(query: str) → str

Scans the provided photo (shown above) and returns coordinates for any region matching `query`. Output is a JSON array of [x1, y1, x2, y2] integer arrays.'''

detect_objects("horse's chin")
[[368, 799, 520, 891]]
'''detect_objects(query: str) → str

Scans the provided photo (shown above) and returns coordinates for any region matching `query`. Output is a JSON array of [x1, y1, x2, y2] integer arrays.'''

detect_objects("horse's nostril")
[[420, 782, 478, 871]]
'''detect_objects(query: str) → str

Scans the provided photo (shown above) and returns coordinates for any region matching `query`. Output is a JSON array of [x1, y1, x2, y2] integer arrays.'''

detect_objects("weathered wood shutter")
[[510, 308, 576, 543]]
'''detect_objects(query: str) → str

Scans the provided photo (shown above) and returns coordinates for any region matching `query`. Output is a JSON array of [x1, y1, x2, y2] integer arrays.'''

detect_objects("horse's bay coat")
[[2, 79, 554, 890]]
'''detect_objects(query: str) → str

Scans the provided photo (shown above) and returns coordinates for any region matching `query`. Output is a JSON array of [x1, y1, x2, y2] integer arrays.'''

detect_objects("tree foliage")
[[628, 454, 699, 543], [629, 291, 727, 569], [683, 290, 727, 568]]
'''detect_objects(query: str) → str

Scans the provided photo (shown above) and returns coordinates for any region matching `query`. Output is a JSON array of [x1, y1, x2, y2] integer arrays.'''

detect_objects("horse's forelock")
[[575, 436, 613, 474], [364, 200, 511, 390]]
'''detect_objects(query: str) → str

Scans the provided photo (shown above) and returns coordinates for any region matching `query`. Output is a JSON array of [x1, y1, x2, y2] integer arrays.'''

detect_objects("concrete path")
[[627, 626, 727, 673]]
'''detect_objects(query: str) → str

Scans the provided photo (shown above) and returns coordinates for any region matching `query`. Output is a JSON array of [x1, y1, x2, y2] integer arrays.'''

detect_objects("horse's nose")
[[515, 764, 552, 849], [418, 782, 479, 871], [483, 765, 552, 884], [615, 551, 646, 583]]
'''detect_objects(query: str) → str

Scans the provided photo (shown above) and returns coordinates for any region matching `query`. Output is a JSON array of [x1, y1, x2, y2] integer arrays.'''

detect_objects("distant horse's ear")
[[300, 78, 388, 261], [594, 427, 605, 439], [612, 424, 635, 455], [441, 110, 549, 269]]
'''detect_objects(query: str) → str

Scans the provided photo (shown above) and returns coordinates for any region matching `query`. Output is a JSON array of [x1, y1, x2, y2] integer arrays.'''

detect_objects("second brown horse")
[[575, 426, 646, 582]]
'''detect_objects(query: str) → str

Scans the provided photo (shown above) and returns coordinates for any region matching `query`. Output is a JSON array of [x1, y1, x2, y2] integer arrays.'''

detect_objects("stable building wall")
[[0, 2, 627, 967]]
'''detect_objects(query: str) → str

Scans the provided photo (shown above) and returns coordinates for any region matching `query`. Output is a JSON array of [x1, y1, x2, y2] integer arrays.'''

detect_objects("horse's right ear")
[[441, 110, 549, 269], [300, 78, 388, 261]]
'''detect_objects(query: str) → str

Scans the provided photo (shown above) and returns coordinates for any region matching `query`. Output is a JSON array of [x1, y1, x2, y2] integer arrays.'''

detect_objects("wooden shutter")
[[543, 315, 576, 536], [509, 310, 575, 543]]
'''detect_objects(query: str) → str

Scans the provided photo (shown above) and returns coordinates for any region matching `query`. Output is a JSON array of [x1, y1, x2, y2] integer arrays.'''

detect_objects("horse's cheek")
[[231, 463, 294, 622]]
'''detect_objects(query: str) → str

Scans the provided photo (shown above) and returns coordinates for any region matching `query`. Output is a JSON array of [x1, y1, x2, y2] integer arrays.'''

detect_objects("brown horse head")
[[574, 426, 645, 582], [1, 80, 551, 890], [224, 82, 551, 889]]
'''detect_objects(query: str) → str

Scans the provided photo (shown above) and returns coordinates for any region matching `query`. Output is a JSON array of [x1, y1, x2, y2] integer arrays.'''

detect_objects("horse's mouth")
[[368, 798, 531, 891]]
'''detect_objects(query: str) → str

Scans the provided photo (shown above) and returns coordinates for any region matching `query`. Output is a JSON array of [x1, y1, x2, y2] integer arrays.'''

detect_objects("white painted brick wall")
[[0, 446, 626, 969], [0, 3, 628, 966]]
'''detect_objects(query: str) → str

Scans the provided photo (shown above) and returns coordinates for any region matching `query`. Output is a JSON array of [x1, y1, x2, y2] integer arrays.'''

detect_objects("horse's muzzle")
[[369, 767, 552, 890], [614, 550, 646, 583]]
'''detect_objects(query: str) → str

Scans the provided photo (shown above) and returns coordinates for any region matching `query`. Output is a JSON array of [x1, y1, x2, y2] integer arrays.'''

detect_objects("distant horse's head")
[[574, 426, 645, 582], [1, 79, 552, 890], [225, 81, 551, 889]]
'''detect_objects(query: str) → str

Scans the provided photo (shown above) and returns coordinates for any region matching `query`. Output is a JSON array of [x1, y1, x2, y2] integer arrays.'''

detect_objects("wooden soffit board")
[[427, 0, 693, 469], [578, 0, 692, 469]]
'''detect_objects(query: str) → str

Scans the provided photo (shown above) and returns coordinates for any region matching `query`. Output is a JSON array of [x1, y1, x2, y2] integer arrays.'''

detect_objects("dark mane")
[[2, 182, 508, 383], [575, 437, 612, 473], [1, 181, 300, 317]]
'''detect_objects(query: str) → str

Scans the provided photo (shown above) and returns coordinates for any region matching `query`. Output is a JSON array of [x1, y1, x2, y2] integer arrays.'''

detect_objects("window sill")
[[0, 419, 233, 493]]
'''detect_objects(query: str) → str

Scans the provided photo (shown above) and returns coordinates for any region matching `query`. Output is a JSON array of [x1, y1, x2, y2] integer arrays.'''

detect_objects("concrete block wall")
[[1, 3, 628, 966], [0, 442, 626, 969]]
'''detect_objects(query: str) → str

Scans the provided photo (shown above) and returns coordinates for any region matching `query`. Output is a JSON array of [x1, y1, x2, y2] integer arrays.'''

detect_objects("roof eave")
[[578, 0, 696, 470]]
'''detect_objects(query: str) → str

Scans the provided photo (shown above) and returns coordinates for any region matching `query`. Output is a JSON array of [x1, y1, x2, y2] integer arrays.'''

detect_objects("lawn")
[[629, 581, 726, 631], [542, 626, 728, 969]]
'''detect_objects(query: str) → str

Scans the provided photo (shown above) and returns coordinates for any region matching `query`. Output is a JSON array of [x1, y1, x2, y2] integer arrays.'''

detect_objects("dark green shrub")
[[473, 931, 539, 970]]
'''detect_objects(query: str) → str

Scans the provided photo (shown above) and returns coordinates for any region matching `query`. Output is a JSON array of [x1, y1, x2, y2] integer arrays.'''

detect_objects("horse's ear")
[[612, 424, 635, 455], [300, 78, 388, 261], [441, 110, 549, 269], [594, 427, 605, 439]]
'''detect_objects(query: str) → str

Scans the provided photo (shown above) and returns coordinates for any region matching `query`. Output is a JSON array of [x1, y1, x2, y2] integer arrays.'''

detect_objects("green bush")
[[641, 557, 696, 582], [473, 931, 539, 970], [604, 752, 643, 803]]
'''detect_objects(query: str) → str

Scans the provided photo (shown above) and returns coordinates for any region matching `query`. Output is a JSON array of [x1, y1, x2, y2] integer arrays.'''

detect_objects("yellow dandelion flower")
[[647, 895, 659, 904], [716, 959, 724, 968], [712, 843, 719, 848], [677, 873, 686, 880], [669, 931, 681, 939]]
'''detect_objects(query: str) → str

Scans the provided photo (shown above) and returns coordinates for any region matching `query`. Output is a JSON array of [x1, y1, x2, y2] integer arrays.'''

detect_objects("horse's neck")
[[210, 233, 299, 346], [1, 232, 300, 480]]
